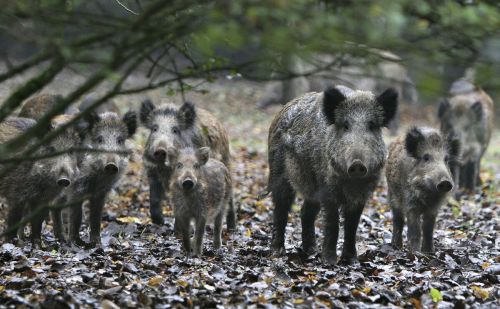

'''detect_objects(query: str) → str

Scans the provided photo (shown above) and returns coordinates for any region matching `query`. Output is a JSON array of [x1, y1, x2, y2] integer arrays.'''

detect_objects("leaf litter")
[[0, 80, 498, 308]]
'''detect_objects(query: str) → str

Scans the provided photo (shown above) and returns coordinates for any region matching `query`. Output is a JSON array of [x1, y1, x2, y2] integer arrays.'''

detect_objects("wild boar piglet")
[[386, 126, 460, 253], [169, 147, 231, 256]]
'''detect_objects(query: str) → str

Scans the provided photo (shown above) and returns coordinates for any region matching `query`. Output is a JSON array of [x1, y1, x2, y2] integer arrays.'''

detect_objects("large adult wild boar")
[[19, 94, 77, 120], [438, 80, 494, 192], [140, 100, 235, 230], [268, 85, 398, 265]]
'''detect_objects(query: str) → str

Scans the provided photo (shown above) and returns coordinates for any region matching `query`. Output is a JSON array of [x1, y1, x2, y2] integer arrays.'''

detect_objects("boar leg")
[[463, 160, 478, 192], [450, 162, 462, 199], [51, 209, 65, 243], [193, 217, 206, 256], [148, 171, 166, 225], [301, 200, 320, 255], [322, 205, 339, 265], [421, 210, 437, 253], [391, 207, 405, 249], [270, 178, 296, 256], [31, 206, 49, 249], [89, 194, 106, 247], [6, 203, 24, 242], [225, 196, 236, 231], [340, 205, 363, 264], [213, 210, 224, 250], [176, 216, 191, 256], [69, 202, 86, 247], [406, 208, 422, 253]]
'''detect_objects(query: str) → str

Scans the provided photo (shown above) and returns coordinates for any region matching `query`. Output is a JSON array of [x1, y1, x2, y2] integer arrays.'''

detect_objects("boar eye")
[[444, 155, 449, 163], [152, 124, 159, 132], [172, 126, 180, 134], [194, 163, 200, 169], [176, 162, 183, 169], [341, 121, 349, 131], [47, 146, 56, 154], [369, 121, 378, 131], [423, 154, 431, 162], [117, 137, 125, 145], [95, 136, 104, 144]]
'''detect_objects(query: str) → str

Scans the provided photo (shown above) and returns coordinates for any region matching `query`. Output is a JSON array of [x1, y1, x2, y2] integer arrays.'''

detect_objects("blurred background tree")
[[0, 0, 499, 157]]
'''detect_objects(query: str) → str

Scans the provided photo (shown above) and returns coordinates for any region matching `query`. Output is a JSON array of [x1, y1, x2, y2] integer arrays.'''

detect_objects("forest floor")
[[0, 74, 499, 308]]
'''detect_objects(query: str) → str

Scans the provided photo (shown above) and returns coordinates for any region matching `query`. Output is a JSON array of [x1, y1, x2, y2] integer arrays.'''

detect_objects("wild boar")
[[64, 111, 137, 247], [169, 147, 231, 256], [386, 127, 459, 252], [18, 94, 77, 120], [139, 100, 235, 230], [268, 85, 398, 264], [438, 81, 494, 193], [0, 116, 80, 248]]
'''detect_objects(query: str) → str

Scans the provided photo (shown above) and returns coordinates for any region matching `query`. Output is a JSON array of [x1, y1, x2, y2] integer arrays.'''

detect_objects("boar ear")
[[471, 101, 483, 120], [405, 127, 424, 158], [437, 99, 450, 119], [123, 111, 137, 137], [178, 101, 196, 129], [85, 111, 100, 131], [140, 99, 155, 125], [75, 112, 99, 140], [323, 87, 346, 125], [377, 88, 398, 126], [196, 147, 210, 165]]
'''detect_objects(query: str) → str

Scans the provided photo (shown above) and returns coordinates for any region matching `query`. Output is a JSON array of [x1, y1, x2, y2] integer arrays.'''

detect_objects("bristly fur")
[[123, 111, 137, 137], [376, 88, 398, 126], [178, 102, 197, 129], [405, 127, 424, 158], [323, 86, 346, 125]]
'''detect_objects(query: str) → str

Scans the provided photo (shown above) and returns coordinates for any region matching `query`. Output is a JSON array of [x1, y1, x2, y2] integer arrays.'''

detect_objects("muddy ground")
[[0, 70, 498, 308]]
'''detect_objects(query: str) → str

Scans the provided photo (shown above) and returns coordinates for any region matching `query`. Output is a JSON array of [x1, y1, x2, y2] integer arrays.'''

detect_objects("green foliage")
[[430, 288, 443, 303]]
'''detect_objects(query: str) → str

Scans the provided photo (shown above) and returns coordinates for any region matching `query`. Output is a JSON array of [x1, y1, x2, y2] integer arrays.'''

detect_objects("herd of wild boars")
[[0, 79, 495, 263]]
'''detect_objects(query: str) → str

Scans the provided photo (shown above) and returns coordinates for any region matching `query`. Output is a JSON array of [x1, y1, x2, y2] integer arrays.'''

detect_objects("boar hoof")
[[391, 242, 403, 250], [338, 255, 357, 265], [31, 240, 43, 250], [421, 245, 435, 254], [72, 237, 89, 248], [322, 252, 338, 266], [302, 244, 317, 256], [152, 215, 165, 225], [271, 246, 286, 257]]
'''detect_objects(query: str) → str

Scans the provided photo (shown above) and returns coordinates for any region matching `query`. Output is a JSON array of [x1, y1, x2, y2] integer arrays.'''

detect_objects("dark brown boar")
[[268, 85, 398, 265], [169, 147, 231, 256], [18, 94, 77, 120], [63, 111, 137, 247], [139, 100, 235, 230], [438, 81, 494, 193], [0, 116, 80, 248], [386, 127, 460, 253]]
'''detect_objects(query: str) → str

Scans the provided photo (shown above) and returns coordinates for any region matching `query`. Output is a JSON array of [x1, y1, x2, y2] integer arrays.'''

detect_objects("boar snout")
[[347, 159, 368, 178], [182, 177, 196, 190], [57, 177, 71, 187], [437, 179, 453, 192], [154, 147, 167, 161], [104, 162, 119, 174]]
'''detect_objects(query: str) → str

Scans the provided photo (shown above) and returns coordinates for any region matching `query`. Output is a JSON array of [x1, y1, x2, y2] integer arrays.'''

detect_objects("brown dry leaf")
[[117, 216, 142, 224], [409, 298, 422, 309], [148, 275, 164, 287], [471, 286, 489, 300]]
